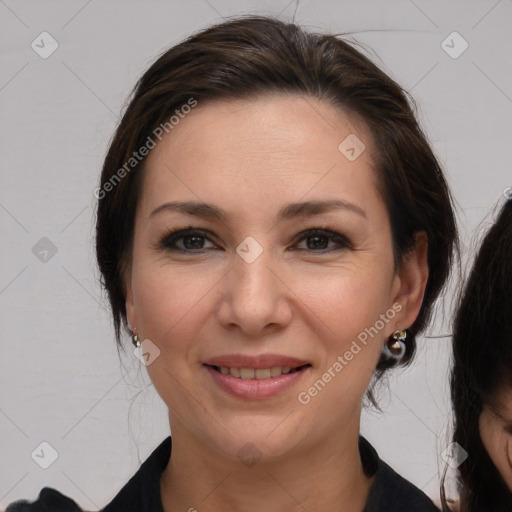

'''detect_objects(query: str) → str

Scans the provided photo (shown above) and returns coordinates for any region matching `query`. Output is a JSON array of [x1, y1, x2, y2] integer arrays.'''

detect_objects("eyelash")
[[156, 225, 353, 254]]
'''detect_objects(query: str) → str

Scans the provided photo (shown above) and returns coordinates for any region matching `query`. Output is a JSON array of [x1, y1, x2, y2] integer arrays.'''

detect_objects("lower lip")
[[204, 365, 310, 400]]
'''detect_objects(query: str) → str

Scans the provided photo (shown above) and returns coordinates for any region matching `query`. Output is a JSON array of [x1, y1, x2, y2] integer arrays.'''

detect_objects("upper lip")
[[203, 354, 311, 369]]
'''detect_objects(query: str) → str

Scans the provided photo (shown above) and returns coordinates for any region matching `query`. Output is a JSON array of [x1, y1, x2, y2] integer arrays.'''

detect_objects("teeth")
[[270, 366, 282, 377], [217, 365, 303, 379], [255, 368, 271, 380], [240, 368, 255, 379]]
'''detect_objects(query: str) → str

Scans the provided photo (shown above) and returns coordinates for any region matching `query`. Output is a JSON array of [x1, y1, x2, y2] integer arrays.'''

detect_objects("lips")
[[202, 354, 312, 399], [204, 363, 311, 399]]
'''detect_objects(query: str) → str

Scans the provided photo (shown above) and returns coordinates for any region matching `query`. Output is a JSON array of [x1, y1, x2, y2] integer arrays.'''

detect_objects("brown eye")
[[293, 229, 352, 252], [158, 228, 218, 252]]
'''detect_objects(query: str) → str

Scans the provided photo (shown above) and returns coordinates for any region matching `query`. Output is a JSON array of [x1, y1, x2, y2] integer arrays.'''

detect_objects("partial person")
[[442, 197, 512, 512]]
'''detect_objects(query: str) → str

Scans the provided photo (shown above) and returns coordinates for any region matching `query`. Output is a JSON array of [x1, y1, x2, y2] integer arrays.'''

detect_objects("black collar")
[[102, 435, 438, 511]]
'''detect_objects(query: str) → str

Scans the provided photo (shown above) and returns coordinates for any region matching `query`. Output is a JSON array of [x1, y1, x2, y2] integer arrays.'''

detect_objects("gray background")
[[1, 0, 511, 509]]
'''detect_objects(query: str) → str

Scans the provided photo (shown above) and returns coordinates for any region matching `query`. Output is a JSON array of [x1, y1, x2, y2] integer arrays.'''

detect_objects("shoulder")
[[102, 436, 172, 512], [5, 487, 84, 512], [5, 437, 172, 512], [359, 435, 440, 512]]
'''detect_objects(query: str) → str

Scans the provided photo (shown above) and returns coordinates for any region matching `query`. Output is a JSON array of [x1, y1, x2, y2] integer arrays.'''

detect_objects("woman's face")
[[125, 94, 427, 461], [479, 387, 512, 491]]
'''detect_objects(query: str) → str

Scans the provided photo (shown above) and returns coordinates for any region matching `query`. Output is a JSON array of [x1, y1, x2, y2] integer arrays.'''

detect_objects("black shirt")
[[6, 435, 440, 511]]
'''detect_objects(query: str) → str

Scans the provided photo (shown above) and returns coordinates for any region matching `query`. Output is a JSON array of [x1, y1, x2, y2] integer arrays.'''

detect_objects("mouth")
[[202, 356, 312, 399], [206, 364, 312, 380]]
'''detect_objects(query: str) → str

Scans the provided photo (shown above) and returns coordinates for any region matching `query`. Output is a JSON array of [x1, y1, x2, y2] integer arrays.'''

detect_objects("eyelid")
[[291, 227, 353, 250], [152, 226, 213, 252]]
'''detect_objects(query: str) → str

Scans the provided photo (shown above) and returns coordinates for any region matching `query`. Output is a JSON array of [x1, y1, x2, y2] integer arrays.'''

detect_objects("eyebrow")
[[149, 199, 367, 221]]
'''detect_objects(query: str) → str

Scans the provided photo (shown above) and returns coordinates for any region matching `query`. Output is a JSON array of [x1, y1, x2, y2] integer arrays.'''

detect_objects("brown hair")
[[96, 15, 457, 393]]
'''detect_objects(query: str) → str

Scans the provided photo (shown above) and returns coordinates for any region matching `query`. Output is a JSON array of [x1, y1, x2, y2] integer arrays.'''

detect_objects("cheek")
[[293, 264, 396, 340], [291, 269, 395, 399], [133, 257, 395, 354], [479, 412, 512, 484], [131, 262, 220, 356], [479, 411, 496, 455], [131, 265, 217, 403]]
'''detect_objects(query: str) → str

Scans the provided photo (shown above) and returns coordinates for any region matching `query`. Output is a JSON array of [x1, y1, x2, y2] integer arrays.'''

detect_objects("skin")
[[479, 386, 512, 491], [124, 93, 429, 512]]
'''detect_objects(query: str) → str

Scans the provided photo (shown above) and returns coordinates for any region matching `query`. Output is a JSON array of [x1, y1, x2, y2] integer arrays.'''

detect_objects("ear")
[[393, 231, 429, 329]]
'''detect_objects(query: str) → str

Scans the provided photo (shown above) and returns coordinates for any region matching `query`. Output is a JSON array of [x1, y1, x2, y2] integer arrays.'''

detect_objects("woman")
[[7, 15, 457, 511], [441, 198, 512, 512]]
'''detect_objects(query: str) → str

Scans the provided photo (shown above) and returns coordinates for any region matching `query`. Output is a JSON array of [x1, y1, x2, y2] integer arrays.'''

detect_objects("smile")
[[203, 363, 311, 399], [210, 365, 310, 379]]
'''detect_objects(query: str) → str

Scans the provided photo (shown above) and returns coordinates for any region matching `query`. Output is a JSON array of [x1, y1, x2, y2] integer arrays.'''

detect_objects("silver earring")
[[132, 333, 141, 348], [382, 329, 407, 361]]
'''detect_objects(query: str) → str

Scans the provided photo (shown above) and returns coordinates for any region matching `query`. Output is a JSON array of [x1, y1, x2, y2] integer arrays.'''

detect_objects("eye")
[[156, 226, 352, 254], [292, 228, 352, 252], [157, 226, 218, 252]]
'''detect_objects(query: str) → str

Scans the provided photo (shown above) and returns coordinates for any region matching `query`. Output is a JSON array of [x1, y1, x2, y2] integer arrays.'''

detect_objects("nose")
[[216, 242, 293, 336]]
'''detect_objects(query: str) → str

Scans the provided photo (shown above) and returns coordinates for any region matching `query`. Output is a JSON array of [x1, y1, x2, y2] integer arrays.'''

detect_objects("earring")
[[132, 332, 141, 348], [383, 329, 407, 361]]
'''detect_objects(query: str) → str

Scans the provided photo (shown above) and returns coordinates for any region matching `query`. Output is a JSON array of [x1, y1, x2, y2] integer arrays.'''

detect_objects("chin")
[[208, 418, 304, 464]]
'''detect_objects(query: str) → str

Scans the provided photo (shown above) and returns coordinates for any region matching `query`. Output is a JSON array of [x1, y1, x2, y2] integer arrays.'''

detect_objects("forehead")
[[489, 386, 512, 418], [139, 94, 382, 220]]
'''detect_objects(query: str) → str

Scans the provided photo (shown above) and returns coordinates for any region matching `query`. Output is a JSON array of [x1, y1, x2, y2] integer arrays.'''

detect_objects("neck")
[[159, 416, 375, 512]]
